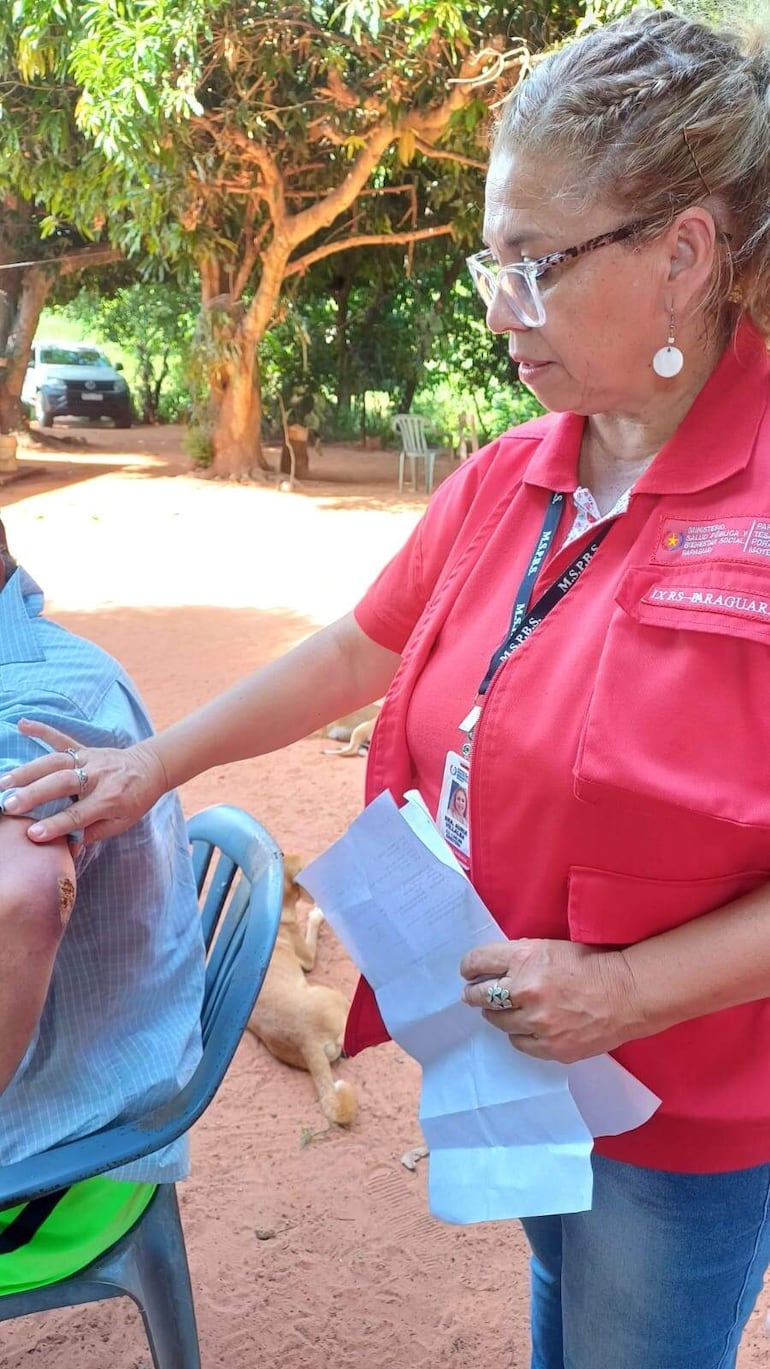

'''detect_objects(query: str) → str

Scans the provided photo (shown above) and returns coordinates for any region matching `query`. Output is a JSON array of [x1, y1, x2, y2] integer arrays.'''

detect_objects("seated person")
[[0, 523, 205, 1292]]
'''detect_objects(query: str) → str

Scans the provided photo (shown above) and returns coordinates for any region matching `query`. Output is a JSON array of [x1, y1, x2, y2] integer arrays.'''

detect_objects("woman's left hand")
[[460, 938, 639, 1063]]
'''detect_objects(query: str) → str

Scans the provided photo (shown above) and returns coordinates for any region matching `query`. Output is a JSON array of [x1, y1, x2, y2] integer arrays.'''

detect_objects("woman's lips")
[[513, 357, 553, 382]]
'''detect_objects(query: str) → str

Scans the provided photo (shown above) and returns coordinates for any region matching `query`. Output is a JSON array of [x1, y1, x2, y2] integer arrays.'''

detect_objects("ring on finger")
[[64, 747, 81, 767], [485, 981, 513, 1010], [74, 766, 89, 797]]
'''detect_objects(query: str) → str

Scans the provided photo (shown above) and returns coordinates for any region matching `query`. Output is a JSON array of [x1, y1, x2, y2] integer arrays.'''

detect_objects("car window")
[[38, 348, 110, 367]]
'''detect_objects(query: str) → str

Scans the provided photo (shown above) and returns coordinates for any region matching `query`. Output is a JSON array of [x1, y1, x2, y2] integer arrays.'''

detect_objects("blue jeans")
[[521, 1153, 770, 1369]]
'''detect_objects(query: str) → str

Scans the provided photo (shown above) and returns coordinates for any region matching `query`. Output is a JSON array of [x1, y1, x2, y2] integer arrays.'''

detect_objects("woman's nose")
[[485, 290, 532, 336]]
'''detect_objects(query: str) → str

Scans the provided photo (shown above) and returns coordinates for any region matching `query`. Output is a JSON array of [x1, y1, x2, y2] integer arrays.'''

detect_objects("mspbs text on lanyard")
[[458, 490, 615, 757]]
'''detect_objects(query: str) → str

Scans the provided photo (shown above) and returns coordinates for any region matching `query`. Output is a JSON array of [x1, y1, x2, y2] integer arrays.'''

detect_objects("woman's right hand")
[[0, 720, 169, 845]]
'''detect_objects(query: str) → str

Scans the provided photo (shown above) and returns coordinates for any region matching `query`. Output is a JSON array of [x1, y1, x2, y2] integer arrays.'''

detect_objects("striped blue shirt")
[[0, 570, 205, 1183]]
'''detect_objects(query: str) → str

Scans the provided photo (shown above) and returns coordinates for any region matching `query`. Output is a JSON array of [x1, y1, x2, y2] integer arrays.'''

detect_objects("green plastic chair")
[[0, 803, 283, 1369], [392, 413, 438, 494]]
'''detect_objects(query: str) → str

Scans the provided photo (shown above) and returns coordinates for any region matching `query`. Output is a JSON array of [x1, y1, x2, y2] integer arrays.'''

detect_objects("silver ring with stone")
[[74, 766, 89, 796], [65, 747, 81, 767], [485, 981, 512, 1010]]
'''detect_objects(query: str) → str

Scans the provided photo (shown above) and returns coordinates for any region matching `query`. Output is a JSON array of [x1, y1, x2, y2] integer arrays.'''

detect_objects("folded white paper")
[[300, 790, 659, 1225]]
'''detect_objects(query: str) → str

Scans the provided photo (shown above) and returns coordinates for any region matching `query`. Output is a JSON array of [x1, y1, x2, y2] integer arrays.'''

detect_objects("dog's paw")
[[400, 1145, 429, 1171]]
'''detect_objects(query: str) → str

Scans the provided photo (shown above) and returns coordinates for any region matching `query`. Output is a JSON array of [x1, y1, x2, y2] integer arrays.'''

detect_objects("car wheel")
[[112, 411, 132, 429], [34, 394, 53, 428]]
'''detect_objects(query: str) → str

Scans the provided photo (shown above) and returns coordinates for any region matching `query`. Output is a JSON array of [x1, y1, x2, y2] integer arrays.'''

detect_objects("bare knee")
[[0, 843, 77, 953], [0, 880, 71, 956]]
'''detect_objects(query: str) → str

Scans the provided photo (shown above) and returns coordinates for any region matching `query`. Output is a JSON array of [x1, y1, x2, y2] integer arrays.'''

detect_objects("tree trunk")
[[210, 338, 268, 478], [0, 266, 53, 435], [399, 377, 418, 414], [151, 349, 170, 422], [0, 387, 23, 436]]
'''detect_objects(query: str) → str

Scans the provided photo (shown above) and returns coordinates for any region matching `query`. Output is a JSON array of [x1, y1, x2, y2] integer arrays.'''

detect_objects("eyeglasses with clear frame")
[[466, 219, 658, 328]]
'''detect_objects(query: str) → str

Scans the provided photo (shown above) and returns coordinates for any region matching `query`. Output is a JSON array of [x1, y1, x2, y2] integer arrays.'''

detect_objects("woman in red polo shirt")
[[5, 8, 770, 1366]]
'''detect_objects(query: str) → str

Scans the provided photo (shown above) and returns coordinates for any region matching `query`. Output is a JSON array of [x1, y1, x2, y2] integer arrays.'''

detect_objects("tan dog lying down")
[[246, 856, 356, 1126], [318, 704, 380, 757]]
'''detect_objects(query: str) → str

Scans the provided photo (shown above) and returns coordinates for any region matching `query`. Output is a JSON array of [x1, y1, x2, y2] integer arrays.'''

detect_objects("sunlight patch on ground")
[[19, 449, 172, 471], [2, 473, 422, 624]]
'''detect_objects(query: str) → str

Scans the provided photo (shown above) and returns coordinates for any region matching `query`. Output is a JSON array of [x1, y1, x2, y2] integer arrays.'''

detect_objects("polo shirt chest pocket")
[[574, 561, 770, 827]]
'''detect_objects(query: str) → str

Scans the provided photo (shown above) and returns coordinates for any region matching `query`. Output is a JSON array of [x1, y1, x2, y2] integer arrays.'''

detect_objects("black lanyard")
[[459, 491, 615, 742], [491, 490, 565, 656]]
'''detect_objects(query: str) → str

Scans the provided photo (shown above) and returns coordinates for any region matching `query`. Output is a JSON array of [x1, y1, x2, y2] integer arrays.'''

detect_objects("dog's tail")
[[305, 1042, 357, 1126]]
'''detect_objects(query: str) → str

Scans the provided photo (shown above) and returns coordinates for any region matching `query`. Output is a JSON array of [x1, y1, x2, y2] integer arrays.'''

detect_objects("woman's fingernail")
[[3, 794, 18, 812], [28, 824, 45, 838]]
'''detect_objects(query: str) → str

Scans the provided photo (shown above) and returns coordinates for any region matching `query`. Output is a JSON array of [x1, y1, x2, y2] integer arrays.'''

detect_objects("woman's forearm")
[[620, 881, 770, 1036], [149, 612, 399, 791]]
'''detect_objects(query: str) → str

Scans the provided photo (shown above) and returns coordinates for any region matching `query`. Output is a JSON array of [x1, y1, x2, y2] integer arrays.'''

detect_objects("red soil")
[[0, 425, 766, 1368]]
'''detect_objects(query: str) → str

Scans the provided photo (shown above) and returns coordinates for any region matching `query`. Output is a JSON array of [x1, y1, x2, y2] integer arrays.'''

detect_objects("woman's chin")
[[517, 365, 569, 411], [516, 364, 588, 414]]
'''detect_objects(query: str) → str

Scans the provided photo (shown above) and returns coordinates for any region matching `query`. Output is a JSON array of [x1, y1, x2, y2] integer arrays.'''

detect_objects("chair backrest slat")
[[201, 916, 247, 1043], [203, 874, 251, 1008], [191, 838, 213, 892], [392, 413, 430, 455], [198, 851, 238, 949]]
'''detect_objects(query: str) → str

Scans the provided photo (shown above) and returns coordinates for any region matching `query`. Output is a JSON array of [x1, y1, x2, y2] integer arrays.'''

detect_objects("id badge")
[[437, 751, 471, 865]]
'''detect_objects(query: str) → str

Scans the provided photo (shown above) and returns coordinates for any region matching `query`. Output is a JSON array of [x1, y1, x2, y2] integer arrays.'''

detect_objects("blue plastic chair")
[[392, 414, 438, 494], [0, 803, 283, 1369]]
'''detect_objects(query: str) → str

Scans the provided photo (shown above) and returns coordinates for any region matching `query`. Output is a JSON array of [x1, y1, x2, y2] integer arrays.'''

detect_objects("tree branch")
[[237, 44, 523, 352], [284, 224, 453, 278], [286, 46, 518, 249], [0, 243, 122, 277], [212, 127, 286, 225], [233, 219, 270, 300], [56, 244, 123, 276], [413, 137, 487, 171], [286, 122, 398, 246]]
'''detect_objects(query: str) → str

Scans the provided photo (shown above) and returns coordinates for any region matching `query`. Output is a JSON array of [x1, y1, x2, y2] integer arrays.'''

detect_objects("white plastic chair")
[[392, 414, 438, 494]]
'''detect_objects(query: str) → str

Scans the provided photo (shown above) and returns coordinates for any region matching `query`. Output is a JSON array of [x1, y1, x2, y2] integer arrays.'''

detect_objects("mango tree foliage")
[[0, 1, 213, 431], [0, 0, 636, 467]]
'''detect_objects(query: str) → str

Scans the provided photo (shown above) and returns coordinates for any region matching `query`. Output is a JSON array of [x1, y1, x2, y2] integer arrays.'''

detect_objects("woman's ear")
[[666, 207, 719, 307]]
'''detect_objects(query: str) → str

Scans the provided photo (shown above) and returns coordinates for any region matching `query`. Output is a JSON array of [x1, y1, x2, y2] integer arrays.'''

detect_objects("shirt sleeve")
[[354, 437, 506, 653], [354, 517, 428, 652]]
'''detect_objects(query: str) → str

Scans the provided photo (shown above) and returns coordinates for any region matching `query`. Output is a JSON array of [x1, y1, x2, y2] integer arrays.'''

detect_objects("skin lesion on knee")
[[57, 874, 76, 928]]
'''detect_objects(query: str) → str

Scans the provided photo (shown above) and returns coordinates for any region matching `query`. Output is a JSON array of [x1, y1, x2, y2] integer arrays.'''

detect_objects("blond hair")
[[493, 6, 770, 334]]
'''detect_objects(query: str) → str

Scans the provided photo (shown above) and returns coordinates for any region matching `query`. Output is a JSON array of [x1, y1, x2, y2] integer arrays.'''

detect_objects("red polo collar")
[[520, 319, 770, 498]]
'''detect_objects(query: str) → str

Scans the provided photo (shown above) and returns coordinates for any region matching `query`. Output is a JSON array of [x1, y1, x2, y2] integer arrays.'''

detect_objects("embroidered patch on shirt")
[[653, 516, 770, 565], [644, 584, 770, 621]]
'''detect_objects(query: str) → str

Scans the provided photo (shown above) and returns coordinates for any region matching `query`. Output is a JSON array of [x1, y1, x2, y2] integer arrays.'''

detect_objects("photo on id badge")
[[438, 751, 470, 861]]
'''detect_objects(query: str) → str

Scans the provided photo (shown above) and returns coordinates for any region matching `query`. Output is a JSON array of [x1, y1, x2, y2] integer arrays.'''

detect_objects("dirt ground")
[[0, 424, 767, 1369]]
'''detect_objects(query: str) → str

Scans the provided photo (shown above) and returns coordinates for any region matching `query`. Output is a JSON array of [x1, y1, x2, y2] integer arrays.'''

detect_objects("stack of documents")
[[300, 790, 659, 1225]]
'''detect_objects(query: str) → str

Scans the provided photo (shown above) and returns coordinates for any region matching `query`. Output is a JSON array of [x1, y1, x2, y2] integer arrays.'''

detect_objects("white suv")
[[22, 341, 133, 428]]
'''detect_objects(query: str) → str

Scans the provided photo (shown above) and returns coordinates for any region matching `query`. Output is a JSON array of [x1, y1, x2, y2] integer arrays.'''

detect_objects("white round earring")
[[653, 312, 684, 378]]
